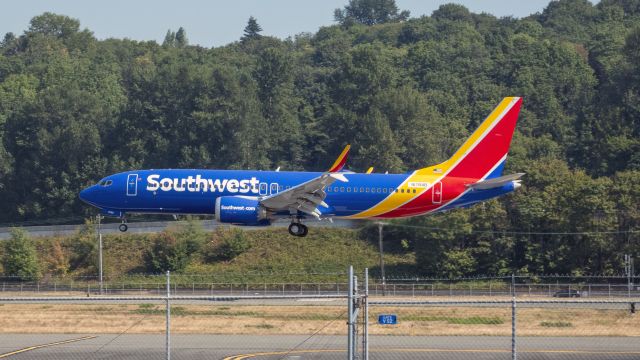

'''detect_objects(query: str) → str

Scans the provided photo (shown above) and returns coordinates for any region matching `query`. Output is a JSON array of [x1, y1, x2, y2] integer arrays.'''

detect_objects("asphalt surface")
[[0, 219, 359, 240], [0, 334, 638, 360]]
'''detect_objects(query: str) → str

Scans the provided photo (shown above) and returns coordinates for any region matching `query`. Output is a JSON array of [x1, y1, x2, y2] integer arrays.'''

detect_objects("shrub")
[[69, 222, 97, 273], [205, 228, 252, 261], [146, 231, 190, 272], [2, 228, 40, 280], [175, 218, 207, 254], [145, 220, 210, 272]]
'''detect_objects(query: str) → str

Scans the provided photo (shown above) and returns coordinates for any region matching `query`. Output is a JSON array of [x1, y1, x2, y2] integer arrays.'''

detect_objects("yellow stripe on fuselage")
[[345, 98, 515, 219]]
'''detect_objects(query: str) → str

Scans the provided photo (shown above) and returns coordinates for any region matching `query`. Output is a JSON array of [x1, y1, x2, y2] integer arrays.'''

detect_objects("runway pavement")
[[0, 334, 638, 359], [0, 219, 359, 240]]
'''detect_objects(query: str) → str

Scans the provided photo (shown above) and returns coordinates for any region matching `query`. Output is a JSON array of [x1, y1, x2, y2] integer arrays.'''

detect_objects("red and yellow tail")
[[417, 97, 522, 179], [346, 97, 522, 219]]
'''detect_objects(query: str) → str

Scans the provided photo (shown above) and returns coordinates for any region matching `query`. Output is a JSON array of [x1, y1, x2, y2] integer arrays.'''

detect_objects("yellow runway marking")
[[223, 347, 640, 359], [0, 335, 97, 358]]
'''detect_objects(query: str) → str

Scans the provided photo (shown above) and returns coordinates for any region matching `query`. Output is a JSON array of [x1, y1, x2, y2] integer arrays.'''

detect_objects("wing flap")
[[260, 173, 348, 215]]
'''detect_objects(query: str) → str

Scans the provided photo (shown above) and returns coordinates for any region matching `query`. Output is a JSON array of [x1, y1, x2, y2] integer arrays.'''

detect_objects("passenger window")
[[353, 187, 358, 193], [347, 187, 351, 192], [365, 188, 370, 193], [413, 189, 416, 193], [400, 189, 404, 193], [383, 188, 387, 193], [327, 187, 331, 192], [340, 187, 344, 192], [360, 187, 364, 192], [390, 188, 394, 193]]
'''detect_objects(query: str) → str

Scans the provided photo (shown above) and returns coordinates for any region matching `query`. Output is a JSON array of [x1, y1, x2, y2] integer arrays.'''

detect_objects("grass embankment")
[[0, 303, 637, 336], [6, 227, 414, 283]]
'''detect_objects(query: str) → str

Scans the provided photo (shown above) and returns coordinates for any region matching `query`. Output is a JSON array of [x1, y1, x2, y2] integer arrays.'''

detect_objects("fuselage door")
[[127, 174, 138, 196], [259, 183, 267, 196], [270, 183, 279, 195], [432, 181, 442, 204]]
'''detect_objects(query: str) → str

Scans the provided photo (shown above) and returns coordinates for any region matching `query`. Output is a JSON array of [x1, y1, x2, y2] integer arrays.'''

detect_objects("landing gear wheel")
[[299, 224, 308, 237], [288, 223, 301, 236], [119, 223, 128, 232], [288, 223, 308, 237]]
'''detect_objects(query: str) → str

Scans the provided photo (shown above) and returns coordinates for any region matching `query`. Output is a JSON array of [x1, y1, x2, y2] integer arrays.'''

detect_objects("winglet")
[[328, 144, 350, 173], [366, 167, 374, 174]]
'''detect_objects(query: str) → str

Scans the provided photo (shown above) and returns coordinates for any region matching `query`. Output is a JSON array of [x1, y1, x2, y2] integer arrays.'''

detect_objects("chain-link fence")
[[0, 269, 639, 360], [364, 300, 639, 360], [2, 273, 638, 298]]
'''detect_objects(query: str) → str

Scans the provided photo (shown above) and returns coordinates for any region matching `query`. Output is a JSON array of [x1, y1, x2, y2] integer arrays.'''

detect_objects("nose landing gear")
[[288, 222, 308, 237], [118, 219, 128, 232]]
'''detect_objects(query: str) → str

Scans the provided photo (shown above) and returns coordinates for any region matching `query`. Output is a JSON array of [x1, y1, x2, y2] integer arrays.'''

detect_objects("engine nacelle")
[[215, 196, 270, 226]]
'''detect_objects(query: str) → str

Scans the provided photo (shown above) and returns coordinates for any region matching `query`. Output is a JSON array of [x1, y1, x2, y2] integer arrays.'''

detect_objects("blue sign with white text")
[[378, 314, 397, 325]]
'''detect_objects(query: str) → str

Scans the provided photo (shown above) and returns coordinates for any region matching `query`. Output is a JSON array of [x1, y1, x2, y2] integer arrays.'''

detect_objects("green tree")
[[2, 228, 40, 280], [242, 16, 262, 41], [162, 29, 175, 47], [175, 27, 188, 47], [334, 0, 410, 26], [27, 12, 80, 38]]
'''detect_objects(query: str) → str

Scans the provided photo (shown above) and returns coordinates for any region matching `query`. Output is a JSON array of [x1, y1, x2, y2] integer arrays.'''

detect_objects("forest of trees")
[[1, 0, 639, 276]]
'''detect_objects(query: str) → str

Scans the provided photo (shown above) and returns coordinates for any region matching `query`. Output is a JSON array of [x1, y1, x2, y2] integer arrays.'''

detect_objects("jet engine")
[[214, 196, 270, 226]]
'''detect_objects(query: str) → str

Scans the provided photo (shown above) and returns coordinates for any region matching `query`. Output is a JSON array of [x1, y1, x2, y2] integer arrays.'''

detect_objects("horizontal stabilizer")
[[467, 173, 525, 190]]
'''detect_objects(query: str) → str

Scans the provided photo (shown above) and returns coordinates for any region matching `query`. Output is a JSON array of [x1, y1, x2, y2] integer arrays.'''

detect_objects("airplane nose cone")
[[79, 186, 95, 204]]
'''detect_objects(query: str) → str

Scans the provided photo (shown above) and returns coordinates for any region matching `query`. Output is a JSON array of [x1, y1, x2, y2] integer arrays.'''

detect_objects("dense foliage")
[[1, 1, 639, 276], [2, 228, 40, 280]]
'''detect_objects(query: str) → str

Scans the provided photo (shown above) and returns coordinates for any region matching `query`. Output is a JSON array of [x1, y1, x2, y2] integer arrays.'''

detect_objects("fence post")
[[363, 268, 369, 360], [347, 266, 354, 360], [166, 271, 171, 360], [511, 273, 517, 360]]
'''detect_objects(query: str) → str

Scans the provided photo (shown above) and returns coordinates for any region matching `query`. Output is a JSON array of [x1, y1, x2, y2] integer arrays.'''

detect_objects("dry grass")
[[0, 303, 638, 336]]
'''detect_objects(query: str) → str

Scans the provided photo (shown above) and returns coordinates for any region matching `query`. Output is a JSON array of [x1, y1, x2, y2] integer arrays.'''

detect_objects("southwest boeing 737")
[[80, 97, 524, 237]]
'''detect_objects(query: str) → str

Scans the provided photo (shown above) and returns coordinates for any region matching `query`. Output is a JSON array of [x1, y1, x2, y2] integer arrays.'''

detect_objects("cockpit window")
[[98, 180, 113, 187]]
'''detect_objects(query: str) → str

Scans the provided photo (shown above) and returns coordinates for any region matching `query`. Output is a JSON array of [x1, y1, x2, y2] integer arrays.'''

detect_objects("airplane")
[[80, 97, 524, 237]]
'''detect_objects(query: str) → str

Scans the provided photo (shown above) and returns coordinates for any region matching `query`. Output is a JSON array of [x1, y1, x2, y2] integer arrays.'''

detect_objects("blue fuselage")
[[79, 169, 515, 221]]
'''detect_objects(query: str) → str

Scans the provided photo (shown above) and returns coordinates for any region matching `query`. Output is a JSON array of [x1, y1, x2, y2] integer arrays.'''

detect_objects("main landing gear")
[[288, 222, 308, 237]]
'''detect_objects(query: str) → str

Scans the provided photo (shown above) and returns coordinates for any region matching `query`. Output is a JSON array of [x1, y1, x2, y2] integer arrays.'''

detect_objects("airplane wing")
[[260, 173, 348, 218], [467, 173, 525, 190]]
